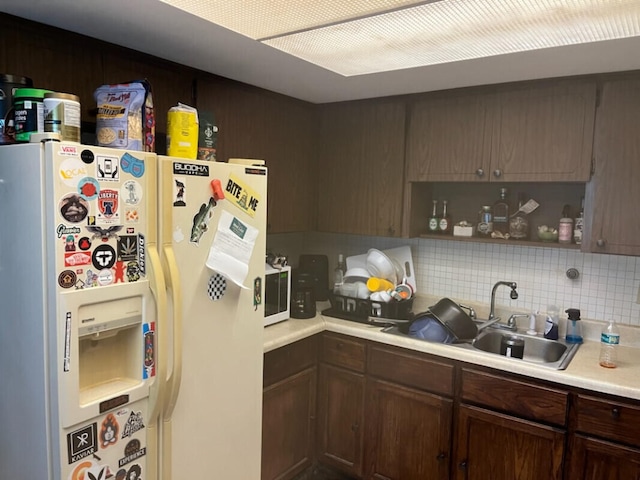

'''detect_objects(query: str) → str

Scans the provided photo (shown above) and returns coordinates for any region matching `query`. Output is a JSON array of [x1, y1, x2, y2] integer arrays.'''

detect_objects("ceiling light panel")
[[263, 0, 640, 76], [158, 0, 429, 39]]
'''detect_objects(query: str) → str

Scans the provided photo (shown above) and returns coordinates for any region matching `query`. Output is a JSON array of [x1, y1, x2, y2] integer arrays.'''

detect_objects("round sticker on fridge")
[[122, 180, 143, 206], [98, 269, 114, 286], [77, 177, 100, 201], [92, 245, 116, 270], [59, 193, 89, 223], [59, 157, 91, 187], [58, 270, 77, 289], [207, 274, 226, 301]]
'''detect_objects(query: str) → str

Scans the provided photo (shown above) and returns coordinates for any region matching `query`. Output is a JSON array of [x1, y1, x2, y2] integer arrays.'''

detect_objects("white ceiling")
[[4, 0, 640, 103]]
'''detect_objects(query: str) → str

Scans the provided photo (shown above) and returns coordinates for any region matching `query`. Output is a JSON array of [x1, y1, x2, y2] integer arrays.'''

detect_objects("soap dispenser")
[[544, 306, 559, 340], [565, 308, 583, 344]]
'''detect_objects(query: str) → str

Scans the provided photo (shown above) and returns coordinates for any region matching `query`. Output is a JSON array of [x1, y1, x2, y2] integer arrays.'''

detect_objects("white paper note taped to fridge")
[[206, 210, 258, 289]]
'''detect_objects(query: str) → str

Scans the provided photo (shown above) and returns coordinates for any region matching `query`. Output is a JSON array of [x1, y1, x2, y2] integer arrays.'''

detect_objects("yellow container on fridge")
[[167, 103, 198, 159]]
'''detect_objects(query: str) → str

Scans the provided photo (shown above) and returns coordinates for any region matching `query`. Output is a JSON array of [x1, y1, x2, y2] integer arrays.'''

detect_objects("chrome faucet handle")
[[507, 313, 530, 329], [458, 304, 477, 320]]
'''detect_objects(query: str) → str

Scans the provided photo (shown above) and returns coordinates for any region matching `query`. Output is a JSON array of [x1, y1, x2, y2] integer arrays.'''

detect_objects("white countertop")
[[264, 309, 640, 401]]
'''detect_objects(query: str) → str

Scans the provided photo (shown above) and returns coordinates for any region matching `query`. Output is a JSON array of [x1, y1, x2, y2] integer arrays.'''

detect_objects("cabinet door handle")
[[436, 452, 447, 461], [351, 422, 359, 432], [611, 407, 621, 419], [458, 460, 468, 470], [597, 238, 606, 247], [475, 168, 484, 178], [493, 169, 502, 178]]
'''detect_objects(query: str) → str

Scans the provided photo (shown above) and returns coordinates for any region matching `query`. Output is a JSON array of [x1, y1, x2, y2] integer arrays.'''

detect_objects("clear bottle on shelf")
[[477, 206, 493, 237], [428, 200, 440, 234], [599, 320, 620, 368], [574, 197, 585, 245], [509, 193, 529, 240], [438, 200, 452, 234], [493, 188, 510, 235]]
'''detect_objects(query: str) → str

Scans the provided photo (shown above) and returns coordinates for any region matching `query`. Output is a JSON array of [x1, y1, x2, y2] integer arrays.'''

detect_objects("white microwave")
[[264, 265, 291, 326]]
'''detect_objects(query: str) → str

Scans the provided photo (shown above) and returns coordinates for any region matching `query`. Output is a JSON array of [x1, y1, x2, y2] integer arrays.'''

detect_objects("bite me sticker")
[[226, 173, 260, 217]]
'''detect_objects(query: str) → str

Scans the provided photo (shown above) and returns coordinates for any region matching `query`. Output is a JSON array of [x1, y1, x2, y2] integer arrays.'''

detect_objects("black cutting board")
[[298, 254, 329, 301]]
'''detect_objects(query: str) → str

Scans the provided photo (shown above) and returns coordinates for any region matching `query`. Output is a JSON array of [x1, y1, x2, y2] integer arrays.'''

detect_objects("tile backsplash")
[[268, 233, 640, 327]]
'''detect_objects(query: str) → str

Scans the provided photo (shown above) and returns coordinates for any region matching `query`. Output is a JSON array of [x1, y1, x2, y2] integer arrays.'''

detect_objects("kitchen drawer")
[[367, 343, 454, 396], [461, 368, 568, 426], [574, 394, 640, 447], [264, 335, 318, 387], [321, 333, 366, 372]]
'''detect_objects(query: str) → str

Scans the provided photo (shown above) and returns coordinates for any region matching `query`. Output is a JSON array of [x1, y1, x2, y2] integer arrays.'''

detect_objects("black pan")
[[428, 297, 478, 341]]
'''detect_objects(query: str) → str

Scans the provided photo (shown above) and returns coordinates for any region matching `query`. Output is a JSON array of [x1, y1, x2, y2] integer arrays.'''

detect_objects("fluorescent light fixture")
[[160, 0, 640, 76]]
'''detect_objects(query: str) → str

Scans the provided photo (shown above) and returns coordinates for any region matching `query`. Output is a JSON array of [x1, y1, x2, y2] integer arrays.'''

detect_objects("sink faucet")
[[488, 281, 518, 320]]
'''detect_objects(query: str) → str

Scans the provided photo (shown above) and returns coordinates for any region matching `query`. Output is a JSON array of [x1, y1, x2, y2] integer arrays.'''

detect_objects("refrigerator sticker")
[[78, 237, 92, 250], [57, 224, 82, 239], [117, 464, 142, 480], [97, 269, 114, 286], [59, 193, 90, 224], [99, 413, 119, 449], [67, 423, 98, 463], [64, 312, 72, 372], [99, 394, 130, 414], [86, 225, 123, 242], [97, 189, 120, 223], [137, 235, 146, 276], [92, 245, 116, 270], [65, 251, 92, 267], [173, 178, 186, 206], [121, 180, 142, 206], [80, 149, 95, 164], [60, 157, 92, 187], [120, 153, 145, 178], [58, 270, 77, 289], [121, 411, 145, 439], [205, 210, 258, 289], [77, 177, 100, 201], [59, 144, 80, 157], [173, 226, 185, 243], [207, 273, 226, 301], [83, 465, 110, 480], [253, 276, 262, 310], [114, 261, 126, 283], [189, 197, 216, 245], [225, 173, 260, 217], [173, 161, 209, 176], [125, 209, 139, 222], [126, 261, 141, 283], [85, 269, 99, 288], [96, 155, 120, 181], [118, 439, 146, 468], [143, 322, 155, 379], [118, 236, 138, 262], [64, 234, 77, 252]]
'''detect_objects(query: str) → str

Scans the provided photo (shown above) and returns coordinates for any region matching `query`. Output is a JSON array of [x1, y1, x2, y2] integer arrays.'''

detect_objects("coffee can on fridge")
[[44, 92, 81, 142]]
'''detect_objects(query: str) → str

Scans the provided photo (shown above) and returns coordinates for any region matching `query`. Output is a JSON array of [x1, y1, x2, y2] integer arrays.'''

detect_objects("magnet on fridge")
[[211, 179, 225, 201], [207, 273, 227, 301], [253, 276, 262, 310]]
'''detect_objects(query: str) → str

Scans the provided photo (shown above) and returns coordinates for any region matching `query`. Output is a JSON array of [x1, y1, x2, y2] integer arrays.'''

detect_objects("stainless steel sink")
[[381, 324, 580, 370], [470, 330, 580, 369]]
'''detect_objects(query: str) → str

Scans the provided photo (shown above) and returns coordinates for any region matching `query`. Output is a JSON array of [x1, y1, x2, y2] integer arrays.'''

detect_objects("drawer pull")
[[611, 407, 621, 419]]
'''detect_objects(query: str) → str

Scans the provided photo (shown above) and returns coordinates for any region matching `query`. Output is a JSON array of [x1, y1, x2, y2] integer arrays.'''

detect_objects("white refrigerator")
[[0, 142, 267, 480]]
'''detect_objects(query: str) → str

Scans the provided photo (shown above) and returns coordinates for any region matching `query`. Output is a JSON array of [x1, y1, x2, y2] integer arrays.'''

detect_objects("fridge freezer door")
[[157, 156, 267, 479]]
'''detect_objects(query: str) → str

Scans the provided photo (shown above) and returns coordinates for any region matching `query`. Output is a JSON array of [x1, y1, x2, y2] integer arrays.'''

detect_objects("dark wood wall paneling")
[[0, 13, 318, 233]]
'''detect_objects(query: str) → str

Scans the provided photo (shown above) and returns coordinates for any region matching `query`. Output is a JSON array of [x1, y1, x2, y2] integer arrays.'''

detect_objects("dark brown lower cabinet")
[[262, 367, 317, 480], [364, 378, 452, 480], [567, 434, 640, 479], [454, 404, 565, 480], [316, 363, 366, 477]]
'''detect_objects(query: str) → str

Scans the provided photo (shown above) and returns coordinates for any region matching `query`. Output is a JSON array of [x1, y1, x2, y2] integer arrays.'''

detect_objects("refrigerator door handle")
[[162, 244, 183, 419]]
